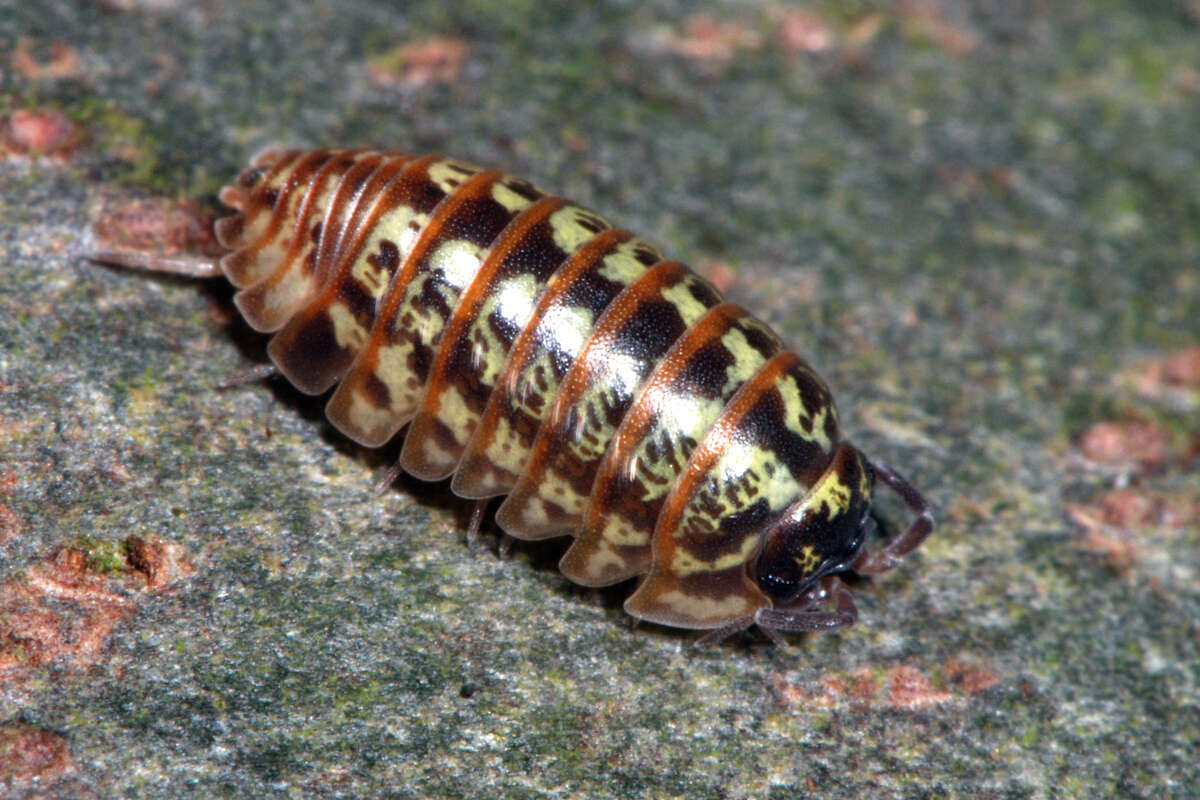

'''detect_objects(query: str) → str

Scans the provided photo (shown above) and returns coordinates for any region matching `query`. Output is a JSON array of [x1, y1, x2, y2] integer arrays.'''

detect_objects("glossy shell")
[[210, 148, 933, 640]]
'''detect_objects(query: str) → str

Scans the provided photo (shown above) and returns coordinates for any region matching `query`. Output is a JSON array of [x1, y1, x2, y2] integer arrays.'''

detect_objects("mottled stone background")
[[1, 2, 1198, 798]]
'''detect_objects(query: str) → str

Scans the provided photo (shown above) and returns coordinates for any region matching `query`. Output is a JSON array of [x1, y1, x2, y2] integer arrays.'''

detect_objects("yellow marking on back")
[[596, 237, 661, 282], [427, 160, 481, 194], [254, 271, 315, 323], [676, 441, 805, 542], [491, 179, 539, 214], [806, 464, 854, 518], [670, 534, 761, 576], [429, 385, 476, 446], [660, 280, 714, 325], [653, 590, 751, 622], [573, 540, 626, 580], [794, 545, 821, 575], [328, 302, 369, 351], [533, 469, 589, 517], [548, 205, 612, 252], [334, 391, 395, 445], [483, 414, 524, 474], [598, 516, 645, 547], [490, 272, 541, 335], [538, 303, 595, 362], [718, 325, 776, 395], [374, 340, 422, 419], [351, 253, 390, 299], [429, 239, 484, 289], [777, 370, 834, 450]]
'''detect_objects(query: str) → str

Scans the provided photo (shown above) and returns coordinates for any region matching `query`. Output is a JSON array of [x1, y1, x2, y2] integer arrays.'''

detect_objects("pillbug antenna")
[[852, 459, 934, 575], [85, 249, 224, 280]]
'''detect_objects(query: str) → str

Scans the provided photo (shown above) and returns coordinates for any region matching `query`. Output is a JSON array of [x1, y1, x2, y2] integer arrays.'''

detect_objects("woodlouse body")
[[124, 148, 934, 643]]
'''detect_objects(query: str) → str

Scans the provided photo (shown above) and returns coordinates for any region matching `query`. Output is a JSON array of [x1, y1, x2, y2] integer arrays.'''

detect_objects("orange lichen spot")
[[0, 723, 74, 788], [0, 537, 193, 684], [1135, 346, 1200, 401], [658, 14, 762, 65], [1174, 67, 1200, 95], [0, 107, 84, 160], [125, 536, 195, 591], [944, 658, 1000, 696], [774, 664, 956, 710], [0, 546, 130, 677], [1066, 503, 1139, 573], [771, 667, 877, 709], [897, 0, 978, 56], [1076, 420, 1168, 467], [1068, 487, 1198, 573], [367, 37, 470, 88], [1162, 347, 1200, 388], [93, 193, 224, 260], [775, 8, 835, 55], [1095, 488, 1161, 528], [886, 665, 954, 709], [10, 39, 82, 81], [845, 13, 887, 50]]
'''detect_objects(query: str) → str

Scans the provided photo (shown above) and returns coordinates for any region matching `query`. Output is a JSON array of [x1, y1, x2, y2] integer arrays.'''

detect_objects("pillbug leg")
[[753, 576, 858, 637], [852, 460, 934, 575], [216, 363, 278, 389], [373, 459, 406, 495], [694, 615, 757, 647], [86, 250, 224, 280], [467, 499, 488, 545], [497, 533, 516, 559]]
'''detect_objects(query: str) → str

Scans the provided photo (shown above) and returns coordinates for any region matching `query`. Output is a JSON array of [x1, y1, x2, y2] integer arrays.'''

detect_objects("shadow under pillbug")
[[92, 147, 934, 646]]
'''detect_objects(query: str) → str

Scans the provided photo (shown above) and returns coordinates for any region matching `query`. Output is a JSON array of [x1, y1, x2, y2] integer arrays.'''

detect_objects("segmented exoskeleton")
[[96, 148, 934, 645]]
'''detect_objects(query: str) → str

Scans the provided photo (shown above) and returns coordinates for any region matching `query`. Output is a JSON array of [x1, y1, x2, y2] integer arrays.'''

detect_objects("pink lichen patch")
[[1067, 487, 1200, 565], [897, 0, 978, 56], [657, 14, 763, 65], [0, 537, 192, 684], [1095, 489, 1161, 528], [1135, 346, 1200, 401], [698, 260, 735, 293], [10, 39, 82, 81], [886, 665, 954, 709], [1066, 503, 1139, 573], [0, 506, 22, 547], [844, 13, 887, 50], [367, 37, 470, 88], [772, 667, 878, 709], [1162, 347, 1200, 388], [0, 546, 131, 676], [0, 723, 73, 788], [775, 665, 958, 710], [0, 107, 85, 160], [944, 659, 1000, 696], [1174, 67, 1200, 95], [1076, 420, 1168, 467], [774, 8, 835, 55], [92, 194, 224, 260]]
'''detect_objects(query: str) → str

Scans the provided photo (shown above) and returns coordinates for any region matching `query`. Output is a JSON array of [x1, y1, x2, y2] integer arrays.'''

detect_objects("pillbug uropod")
[[91, 148, 934, 646]]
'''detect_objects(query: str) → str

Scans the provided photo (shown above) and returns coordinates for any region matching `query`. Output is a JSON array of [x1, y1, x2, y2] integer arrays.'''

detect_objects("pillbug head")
[[752, 444, 874, 605]]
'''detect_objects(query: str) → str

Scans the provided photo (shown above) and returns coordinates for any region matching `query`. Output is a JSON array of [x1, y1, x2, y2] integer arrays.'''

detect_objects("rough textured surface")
[[2, 1, 1198, 797]]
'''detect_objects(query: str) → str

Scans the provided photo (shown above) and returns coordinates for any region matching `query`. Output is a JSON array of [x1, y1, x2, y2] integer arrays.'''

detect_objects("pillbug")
[[91, 148, 934, 646]]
